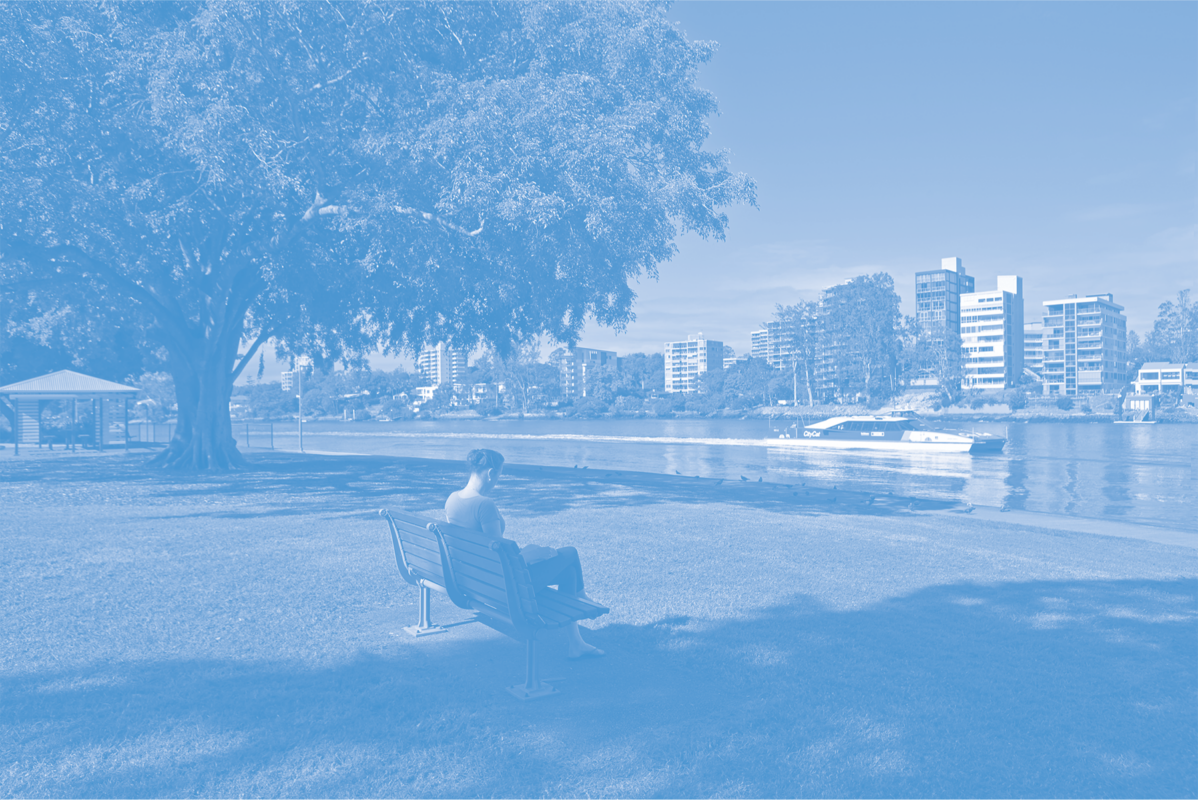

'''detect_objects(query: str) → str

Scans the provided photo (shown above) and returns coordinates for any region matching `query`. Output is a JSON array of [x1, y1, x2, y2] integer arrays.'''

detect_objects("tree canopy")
[[0, 1, 754, 468]]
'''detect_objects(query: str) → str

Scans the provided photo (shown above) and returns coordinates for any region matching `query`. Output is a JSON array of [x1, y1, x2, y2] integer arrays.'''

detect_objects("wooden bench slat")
[[447, 557, 506, 590], [453, 572, 513, 612], [439, 535, 501, 561], [400, 551, 446, 582], [535, 589, 610, 623], [397, 536, 441, 562], [440, 546, 505, 580]]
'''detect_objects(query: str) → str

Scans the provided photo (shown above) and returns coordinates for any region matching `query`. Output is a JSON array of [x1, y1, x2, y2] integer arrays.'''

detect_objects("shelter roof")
[[0, 369, 138, 395]]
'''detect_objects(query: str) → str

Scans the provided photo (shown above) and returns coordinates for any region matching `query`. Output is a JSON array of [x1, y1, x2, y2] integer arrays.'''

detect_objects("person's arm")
[[477, 499, 506, 541]]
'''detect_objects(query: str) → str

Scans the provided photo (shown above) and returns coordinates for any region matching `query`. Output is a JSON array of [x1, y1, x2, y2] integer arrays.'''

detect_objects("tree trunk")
[[150, 347, 245, 470]]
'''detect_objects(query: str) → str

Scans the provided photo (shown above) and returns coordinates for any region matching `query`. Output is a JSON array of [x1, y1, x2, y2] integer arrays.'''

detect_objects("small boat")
[[771, 415, 1005, 454]]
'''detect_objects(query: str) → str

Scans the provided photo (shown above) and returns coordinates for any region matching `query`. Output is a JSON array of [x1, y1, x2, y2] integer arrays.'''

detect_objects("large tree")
[[1145, 289, 1196, 364], [772, 300, 819, 406], [818, 273, 902, 404], [0, 1, 753, 469]]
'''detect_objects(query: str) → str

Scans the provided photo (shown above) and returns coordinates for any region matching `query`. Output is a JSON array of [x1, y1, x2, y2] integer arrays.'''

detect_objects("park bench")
[[379, 508, 610, 699]]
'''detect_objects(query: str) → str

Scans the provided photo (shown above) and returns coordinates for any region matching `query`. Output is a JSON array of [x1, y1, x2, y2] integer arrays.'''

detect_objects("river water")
[[268, 417, 1196, 531]]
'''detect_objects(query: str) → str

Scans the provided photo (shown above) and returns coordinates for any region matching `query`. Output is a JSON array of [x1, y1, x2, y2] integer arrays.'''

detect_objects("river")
[[262, 417, 1196, 531]]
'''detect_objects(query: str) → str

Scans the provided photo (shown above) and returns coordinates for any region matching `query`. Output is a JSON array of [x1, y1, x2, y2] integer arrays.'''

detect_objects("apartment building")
[[664, 335, 723, 393], [960, 276, 1024, 389], [750, 329, 769, 361], [416, 342, 467, 386], [558, 346, 617, 399], [916, 257, 975, 339], [1023, 321, 1044, 377], [1040, 294, 1127, 395]]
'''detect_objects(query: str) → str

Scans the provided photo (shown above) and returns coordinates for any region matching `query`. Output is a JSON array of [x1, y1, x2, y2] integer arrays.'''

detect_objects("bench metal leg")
[[507, 639, 558, 700], [403, 585, 447, 637]]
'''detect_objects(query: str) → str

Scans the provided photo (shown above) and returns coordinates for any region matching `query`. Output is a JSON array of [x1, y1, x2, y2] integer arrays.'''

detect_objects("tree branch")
[[232, 329, 272, 382], [394, 205, 484, 237]]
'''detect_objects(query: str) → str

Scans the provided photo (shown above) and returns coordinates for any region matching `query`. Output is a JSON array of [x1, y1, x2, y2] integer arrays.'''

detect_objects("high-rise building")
[[960, 275, 1024, 389], [1023, 320, 1045, 386], [1023, 321, 1044, 374], [558, 346, 617, 399], [1040, 294, 1127, 395], [416, 343, 467, 386], [664, 335, 723, 393], [916, 257, 975, 338], [813, 280, 858, 400], [750, 329, 769, 361]]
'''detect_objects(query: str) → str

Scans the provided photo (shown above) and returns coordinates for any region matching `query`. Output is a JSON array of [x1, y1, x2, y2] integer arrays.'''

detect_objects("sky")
[[252, 1, 1197, 380], [578, 1, 1198, 356]]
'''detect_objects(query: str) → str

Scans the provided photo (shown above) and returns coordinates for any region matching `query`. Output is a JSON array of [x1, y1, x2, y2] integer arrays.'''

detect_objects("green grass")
[[0, 451, 1195, 797]]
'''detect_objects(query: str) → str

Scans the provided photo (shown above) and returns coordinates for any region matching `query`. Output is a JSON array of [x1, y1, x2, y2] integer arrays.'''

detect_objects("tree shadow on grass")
[[3, 578, 1194, 798], [0, 451, 950, 522]]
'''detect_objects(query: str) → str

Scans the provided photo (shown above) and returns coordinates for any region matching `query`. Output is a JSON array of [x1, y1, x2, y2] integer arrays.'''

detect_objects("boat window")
[[866, 422, 883, 432], [847, 421, 864, 431]]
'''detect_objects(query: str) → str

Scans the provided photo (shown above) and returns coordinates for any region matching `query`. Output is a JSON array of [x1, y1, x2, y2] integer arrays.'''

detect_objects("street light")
[[295, 356, 312, 453]]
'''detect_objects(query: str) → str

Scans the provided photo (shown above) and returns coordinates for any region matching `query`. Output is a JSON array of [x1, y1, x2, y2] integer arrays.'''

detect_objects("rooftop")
[[0, 369, 138, 396]]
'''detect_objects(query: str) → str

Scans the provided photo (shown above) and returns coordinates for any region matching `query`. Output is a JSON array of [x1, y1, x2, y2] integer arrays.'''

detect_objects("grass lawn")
[[1, 450, 1195, 798]]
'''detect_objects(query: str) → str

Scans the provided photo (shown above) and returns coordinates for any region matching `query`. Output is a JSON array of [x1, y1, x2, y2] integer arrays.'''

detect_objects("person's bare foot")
[[567, 643, 605, 659]]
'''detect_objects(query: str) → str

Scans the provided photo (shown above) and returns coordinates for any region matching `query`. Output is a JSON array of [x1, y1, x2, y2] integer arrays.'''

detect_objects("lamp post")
[[296, 356, 312, 453]]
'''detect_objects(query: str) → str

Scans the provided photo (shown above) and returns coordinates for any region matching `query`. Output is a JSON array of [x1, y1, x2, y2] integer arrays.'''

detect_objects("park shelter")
[[0, 369, 138, 454]]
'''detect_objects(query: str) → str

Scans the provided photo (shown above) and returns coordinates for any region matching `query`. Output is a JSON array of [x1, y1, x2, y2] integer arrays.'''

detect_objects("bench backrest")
[[430, 519, 543, 637], [379, 509, 448, 592]]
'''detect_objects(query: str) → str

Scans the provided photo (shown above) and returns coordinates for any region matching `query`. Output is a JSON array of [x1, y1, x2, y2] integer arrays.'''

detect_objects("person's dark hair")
[[466, 448, 505, 474]]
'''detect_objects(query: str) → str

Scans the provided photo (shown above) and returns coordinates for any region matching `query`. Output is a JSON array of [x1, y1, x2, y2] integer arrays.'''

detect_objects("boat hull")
[[768, 437, 988, 453]]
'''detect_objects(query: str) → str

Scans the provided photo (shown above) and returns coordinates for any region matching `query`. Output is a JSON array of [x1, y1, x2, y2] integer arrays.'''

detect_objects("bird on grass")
[[715, 479, 724, 485], [757, 477, 762, 482], [573, 465, 578, 469], [964, 503, 974, 514], [674, 470, 682, 475], [582, 466, 588, 470], [999, 503, 1010, 512], [740, 475, 748, 482]]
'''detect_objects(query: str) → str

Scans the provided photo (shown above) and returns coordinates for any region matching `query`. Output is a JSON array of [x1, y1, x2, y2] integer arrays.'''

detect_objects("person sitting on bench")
[[445, 448, 605, 660]]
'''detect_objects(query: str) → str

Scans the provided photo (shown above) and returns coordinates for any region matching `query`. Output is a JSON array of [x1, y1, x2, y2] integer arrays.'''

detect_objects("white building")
[[960, 275, 1024, 389], [1040, 294, 1127, 395], [916, 257, 975, 337], [750, 329, 769, 361], [558, 346, 617, 399], [1132, 363, 1196, 395], [664, 335, 723, 393], [416, 343, 467, 386]]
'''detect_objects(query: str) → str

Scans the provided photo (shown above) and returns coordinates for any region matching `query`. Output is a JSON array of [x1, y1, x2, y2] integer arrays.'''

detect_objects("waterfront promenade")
[[1, 451, 1194, 797]]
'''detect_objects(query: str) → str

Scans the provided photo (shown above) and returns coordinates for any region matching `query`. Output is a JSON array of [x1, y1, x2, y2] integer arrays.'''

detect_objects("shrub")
[[1056, 397, 1074, 411], [970, 397, 986, 410], [650, 397, 675, 417], [1007, 390, 1028, 411]]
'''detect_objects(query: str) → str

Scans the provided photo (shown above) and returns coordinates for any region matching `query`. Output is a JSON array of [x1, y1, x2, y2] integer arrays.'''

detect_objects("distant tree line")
[[1128, 290, 1197, 369]]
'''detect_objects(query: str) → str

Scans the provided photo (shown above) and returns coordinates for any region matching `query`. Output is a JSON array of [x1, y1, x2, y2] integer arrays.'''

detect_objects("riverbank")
[[373, 390, 1198, 424], [1, 451, 1194, 797]]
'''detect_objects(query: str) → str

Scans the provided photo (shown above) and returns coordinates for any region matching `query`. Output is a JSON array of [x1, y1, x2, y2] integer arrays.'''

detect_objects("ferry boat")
[[772, 415, 1005, 454]]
